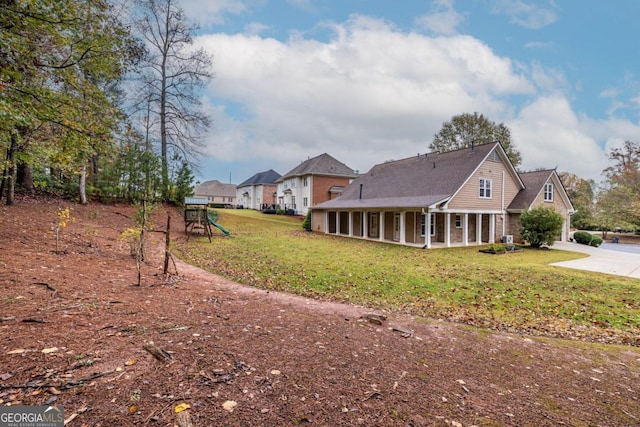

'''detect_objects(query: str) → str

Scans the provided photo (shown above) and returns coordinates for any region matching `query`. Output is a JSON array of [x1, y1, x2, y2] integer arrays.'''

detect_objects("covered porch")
[[322, 209, 505, 248]]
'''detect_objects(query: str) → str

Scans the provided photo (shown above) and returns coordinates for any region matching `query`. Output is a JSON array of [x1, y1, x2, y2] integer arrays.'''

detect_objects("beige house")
[[311, 142, 574, 248], [194, 180, 237, 206]]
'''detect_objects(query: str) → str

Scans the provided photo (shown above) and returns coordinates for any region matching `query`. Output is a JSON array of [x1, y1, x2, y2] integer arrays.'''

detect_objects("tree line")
[[0, 0, 209, 205]]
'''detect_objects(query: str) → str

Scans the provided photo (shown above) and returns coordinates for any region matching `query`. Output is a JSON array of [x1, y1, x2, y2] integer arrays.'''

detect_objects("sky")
[[178, 0, 640, 185]]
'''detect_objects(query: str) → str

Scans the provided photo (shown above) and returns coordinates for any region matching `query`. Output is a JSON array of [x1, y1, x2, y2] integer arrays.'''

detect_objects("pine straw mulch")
[[1, 195, 640, 426]]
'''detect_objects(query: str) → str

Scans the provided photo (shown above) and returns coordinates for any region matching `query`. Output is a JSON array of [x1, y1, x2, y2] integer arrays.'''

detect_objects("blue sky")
[[178, 0, 640, 184]]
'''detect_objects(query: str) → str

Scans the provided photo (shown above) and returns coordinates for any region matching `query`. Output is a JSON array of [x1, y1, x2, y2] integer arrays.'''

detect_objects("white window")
[[421, 213, 436, 236], [303, 177, 309, 187], [303, 197, 308, 207], [479, 178, 492, 199], [544, 183, 553, 202], [455, 214, 462, 228]]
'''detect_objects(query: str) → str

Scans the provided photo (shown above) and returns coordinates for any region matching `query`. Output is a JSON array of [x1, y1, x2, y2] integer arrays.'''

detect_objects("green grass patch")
[[175, 209, 640, 345]]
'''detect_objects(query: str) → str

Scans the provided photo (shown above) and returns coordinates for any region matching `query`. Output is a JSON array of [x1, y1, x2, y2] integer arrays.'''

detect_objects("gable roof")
[[316, 142, 511, 209], [194, 180, 236, 198], [237, 169, 281, 187], [279, 153, 357, 181], [508, 169, 574, 212]]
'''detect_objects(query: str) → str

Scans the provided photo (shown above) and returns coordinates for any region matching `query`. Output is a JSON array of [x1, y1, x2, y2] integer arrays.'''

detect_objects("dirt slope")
[[1, 196, 639, 426]]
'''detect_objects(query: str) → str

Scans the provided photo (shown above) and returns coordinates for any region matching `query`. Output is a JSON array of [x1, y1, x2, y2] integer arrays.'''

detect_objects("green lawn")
[[175, 209, 640, 345]]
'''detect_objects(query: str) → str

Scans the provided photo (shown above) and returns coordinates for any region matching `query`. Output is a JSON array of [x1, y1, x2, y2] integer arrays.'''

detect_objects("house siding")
[[312, 210, 326, 233], [311, 175, 352, 207], [448, 160, 520, 211], [529, 178, 572, 241]]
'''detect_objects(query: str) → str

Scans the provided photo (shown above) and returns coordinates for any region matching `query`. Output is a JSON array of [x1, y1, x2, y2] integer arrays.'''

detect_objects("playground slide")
[[207, 217, 230, 236]]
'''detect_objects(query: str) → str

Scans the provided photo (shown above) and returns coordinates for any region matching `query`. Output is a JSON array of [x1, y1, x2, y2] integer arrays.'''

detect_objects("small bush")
[[487, 243, 507, 252], [302, 210, 312, 231], [589, 236, 603, 247], [573, 231, 593, 245], [519, 206, 564, 248]]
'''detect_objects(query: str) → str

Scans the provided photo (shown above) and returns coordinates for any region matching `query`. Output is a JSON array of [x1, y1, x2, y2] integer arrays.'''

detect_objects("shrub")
[[589, 236, 603, 247], [573, 231, 594, 245], [519, 206, 564, 248], [487, 243, 507, 252], [302, 210, 312, 231]]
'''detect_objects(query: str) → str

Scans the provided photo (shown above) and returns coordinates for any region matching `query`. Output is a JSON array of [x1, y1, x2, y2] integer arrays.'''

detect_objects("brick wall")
[[311, 176, 352, 206]]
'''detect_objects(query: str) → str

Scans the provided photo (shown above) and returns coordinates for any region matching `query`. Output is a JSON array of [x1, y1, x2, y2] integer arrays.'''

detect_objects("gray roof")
[[237, 169, 281, 187], [279, 153, 357, 181], [316, 142, 504, 209], [194, 180, 237, 198], [507, 169, 554, 211]]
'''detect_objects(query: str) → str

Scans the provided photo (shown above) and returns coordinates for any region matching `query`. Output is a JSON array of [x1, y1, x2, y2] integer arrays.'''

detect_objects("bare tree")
[[133, 0, 212, 201]]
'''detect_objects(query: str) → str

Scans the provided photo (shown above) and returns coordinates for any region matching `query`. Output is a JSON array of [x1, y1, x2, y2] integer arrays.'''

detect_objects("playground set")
[[183, 197, 230, 242]]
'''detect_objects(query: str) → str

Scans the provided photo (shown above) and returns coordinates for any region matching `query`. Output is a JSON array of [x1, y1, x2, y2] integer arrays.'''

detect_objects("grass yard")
[[175, 209, 640, 345]]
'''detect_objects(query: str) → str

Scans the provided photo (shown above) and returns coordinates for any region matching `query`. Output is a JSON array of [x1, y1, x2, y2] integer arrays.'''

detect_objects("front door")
[[368, 212, 378, 238]]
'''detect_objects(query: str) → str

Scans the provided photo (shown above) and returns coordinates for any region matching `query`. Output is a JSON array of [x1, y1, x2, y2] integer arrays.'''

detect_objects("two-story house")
[[276, 153, 358, 216], [236, 169, 281, 210], [311, 142, 574, 247]]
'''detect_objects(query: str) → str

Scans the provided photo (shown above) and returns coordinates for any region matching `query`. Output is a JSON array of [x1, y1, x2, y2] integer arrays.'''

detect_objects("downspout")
[[501, 171, 505, 237]]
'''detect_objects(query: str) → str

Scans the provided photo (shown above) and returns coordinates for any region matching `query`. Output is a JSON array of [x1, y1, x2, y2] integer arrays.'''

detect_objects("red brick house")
[[276, 153, 357, 215]]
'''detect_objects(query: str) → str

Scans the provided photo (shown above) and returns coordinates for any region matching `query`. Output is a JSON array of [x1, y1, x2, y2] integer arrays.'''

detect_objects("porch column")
[[476, 213, 482, 244], [379, 212, 385, 241], [463, 213, 469, 246], [425, 212, 432, 249], [489, 214, 495, 244], [324, 211, 328, 233], [363, 211, 368, 239], [348, 211, 353, 237], [336, 211, 340, 235], [400, 212, 406, 244], [444, 213, 451, 247]]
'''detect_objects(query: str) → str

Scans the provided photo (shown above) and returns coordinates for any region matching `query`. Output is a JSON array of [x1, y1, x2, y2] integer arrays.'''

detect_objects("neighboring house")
[[311, 142, 574, 248], [194, 180, 237, 206], [236, 169, 281, 210], [276, 153, 358, 216]]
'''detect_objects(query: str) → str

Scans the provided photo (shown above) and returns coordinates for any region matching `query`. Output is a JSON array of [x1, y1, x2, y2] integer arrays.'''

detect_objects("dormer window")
[[544, 183, 553, 202]]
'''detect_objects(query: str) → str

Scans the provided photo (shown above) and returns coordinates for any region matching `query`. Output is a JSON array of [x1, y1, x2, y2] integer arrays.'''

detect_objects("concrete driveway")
[[552, 241, 640, 279]]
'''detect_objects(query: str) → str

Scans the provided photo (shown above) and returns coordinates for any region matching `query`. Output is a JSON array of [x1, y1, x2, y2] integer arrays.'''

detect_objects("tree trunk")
[[6, 133, 18, 205], [163, 214, 171, 275], [79, 164, 87, 204], [91, 153, 99, 188], [17, 161, 34, 195]]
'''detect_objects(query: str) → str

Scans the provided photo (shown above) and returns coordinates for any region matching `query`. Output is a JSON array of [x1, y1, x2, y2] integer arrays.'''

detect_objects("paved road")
[[552, 241, 640, 279]]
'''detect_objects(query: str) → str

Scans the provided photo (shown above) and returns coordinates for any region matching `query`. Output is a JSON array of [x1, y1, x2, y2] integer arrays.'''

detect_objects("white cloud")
[[490, 0, 558, 29], [195, 16, 536, 175], [511, 96, 640, 182], [243, 22, 270, 36], [529, 62, 568, 93], [510, 96, 605, 179], [415, 0, 464, 35]]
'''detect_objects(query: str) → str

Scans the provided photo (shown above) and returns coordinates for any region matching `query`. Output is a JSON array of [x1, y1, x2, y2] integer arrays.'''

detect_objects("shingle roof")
[[508, 170, 554, 211], [194, 180, 237, 198], [237, 169, 281, 187], [316, 142, 502, 209], [279, 153, 356, 181]]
